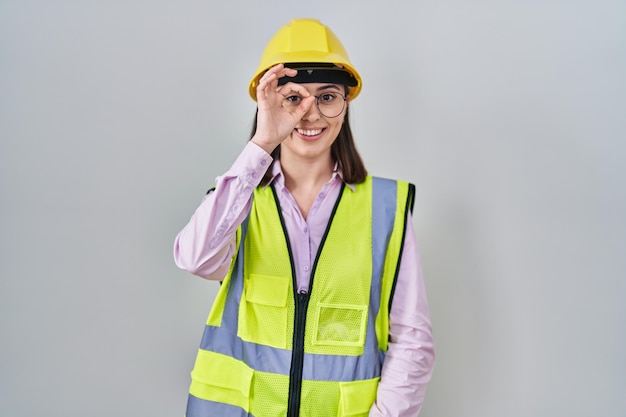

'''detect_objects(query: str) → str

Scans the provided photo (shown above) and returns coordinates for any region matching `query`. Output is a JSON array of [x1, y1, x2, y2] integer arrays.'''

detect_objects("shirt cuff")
[[229, 141, 273, 186]]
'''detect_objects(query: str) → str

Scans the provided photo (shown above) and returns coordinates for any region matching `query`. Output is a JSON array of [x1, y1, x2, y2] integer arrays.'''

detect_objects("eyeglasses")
[[283, 91, 347, 118]]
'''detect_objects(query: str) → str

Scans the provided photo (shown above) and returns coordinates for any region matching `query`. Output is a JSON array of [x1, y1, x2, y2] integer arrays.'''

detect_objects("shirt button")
[[303, 227, 308, 233], [304, 266, 309, 271], [260, 160, 267, 166], [251, 172, 257, 179]]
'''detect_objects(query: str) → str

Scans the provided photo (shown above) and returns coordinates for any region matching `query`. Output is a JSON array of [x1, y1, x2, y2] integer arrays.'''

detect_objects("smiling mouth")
[[296, 128, 324, 137]]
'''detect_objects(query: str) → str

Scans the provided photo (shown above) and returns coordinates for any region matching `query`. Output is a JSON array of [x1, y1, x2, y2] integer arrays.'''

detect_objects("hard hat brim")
[[249, 57, 362, 101]]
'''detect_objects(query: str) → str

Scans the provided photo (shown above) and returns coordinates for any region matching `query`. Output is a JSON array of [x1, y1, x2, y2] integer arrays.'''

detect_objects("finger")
[[263, 63, 284, 77], [290, 95, 316, 120], [259, 63, 296, 85], [256, 64, 285, 94], [267, 63, 297, 79], [257, 65, 300, 102], [256, 76, 275, 102], [271, 66, 298, 89], [281, 66, 298, 78], [277, 82, 312, 98]]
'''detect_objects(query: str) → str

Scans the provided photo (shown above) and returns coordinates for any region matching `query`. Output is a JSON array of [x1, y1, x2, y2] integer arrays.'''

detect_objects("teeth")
[[297, 129, 322, 136]]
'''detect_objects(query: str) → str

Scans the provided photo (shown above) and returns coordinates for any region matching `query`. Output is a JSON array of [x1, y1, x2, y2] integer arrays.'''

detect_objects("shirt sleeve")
[[173, 141, 273, 279], [370, 213, 436, 416]]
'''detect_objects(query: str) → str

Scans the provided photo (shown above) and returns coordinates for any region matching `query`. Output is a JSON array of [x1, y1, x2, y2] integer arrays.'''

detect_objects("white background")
[[1, 1, 624, 416]]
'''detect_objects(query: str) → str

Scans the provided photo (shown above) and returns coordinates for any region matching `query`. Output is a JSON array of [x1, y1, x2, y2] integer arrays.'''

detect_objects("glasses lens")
[[284, 93, 345, 118], [317, 92, 345, 118]]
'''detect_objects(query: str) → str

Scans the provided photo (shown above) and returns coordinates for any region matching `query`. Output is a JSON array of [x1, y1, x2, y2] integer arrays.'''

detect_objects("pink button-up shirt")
[[174, 142, 435, 416]]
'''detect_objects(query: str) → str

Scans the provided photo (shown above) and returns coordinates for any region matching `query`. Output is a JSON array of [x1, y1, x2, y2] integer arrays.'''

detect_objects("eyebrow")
[[316, 84, 342, 92]]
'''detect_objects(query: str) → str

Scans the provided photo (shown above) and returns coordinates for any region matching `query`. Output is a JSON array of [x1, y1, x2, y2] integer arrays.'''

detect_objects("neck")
[[279, 153, 334, 193]]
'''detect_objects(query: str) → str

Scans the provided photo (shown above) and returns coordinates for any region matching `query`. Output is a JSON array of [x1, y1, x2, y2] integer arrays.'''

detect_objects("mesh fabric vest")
[[187, 176, 414, 417]]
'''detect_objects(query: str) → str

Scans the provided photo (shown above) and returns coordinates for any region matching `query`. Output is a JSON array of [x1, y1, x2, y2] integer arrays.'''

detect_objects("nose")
[[302, 97, 321, 121]]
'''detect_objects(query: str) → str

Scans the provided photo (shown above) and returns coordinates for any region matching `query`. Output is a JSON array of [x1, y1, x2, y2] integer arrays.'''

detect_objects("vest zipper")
[[271, 183, 346, 417], [287, 290, 310, 417]]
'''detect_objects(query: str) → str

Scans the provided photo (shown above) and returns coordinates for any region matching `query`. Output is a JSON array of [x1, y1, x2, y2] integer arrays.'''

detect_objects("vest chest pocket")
[[313, 303, 368, 348], [238, 273, 290, 349]]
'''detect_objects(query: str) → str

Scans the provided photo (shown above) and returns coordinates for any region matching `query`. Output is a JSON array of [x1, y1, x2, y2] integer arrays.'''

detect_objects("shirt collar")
[[264, 160, 356, 191]]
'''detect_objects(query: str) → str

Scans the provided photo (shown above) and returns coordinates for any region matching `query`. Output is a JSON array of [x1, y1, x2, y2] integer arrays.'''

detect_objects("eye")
[[285, 95, 302, 104], [318, 92, 338, 104]]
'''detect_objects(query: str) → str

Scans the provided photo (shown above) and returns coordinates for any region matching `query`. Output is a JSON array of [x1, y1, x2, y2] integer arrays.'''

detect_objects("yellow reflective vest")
[[187, 176, 414, 417]]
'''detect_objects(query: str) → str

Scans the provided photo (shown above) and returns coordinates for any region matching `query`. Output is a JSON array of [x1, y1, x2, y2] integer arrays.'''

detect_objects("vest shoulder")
[[367, 175, 414, 187], [365, 176, 416, 214]]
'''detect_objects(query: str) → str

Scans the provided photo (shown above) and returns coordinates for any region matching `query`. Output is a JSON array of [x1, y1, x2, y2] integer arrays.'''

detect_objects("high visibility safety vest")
[[186, 176, 415, 417]]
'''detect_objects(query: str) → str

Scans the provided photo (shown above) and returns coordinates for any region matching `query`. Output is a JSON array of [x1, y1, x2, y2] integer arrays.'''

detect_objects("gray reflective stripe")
[[200, 324, 381, 381], [203, 178, 398, 382], [200, 325, 291, 375], [186, 394, 250, 417], [368, 177, 398, 349], [302, 349, 381, 381], [220, 216, 249, 333]]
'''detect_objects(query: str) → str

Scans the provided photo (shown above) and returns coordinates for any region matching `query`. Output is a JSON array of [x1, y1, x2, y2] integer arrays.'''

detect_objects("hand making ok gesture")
[[251, 64, 317, 153]]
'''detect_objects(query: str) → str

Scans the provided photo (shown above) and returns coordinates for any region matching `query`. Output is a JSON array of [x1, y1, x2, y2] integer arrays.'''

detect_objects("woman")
[[174, 18, 435, 417]]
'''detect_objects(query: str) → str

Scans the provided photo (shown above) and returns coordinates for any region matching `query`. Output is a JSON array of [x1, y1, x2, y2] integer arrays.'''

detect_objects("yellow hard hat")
[[249, 18, 362, 101]]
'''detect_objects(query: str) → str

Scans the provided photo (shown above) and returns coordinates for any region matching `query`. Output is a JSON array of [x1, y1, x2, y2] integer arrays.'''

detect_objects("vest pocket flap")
[[191, 349, 253, 395], [245, 274, 289, 307], [338, 377, 380, 416]]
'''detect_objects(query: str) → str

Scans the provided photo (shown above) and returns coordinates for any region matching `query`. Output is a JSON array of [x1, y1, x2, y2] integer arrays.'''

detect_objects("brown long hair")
[[252, 106, 368, 186]]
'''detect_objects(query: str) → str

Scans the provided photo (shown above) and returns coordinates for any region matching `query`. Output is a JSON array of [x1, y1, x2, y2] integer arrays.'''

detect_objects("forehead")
[[297, 83, 343, 93]]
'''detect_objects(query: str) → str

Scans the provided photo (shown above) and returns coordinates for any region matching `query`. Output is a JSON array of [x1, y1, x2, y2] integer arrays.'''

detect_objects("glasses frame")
[[313, 91, 347, 118], [284, 91, 347, 118]]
